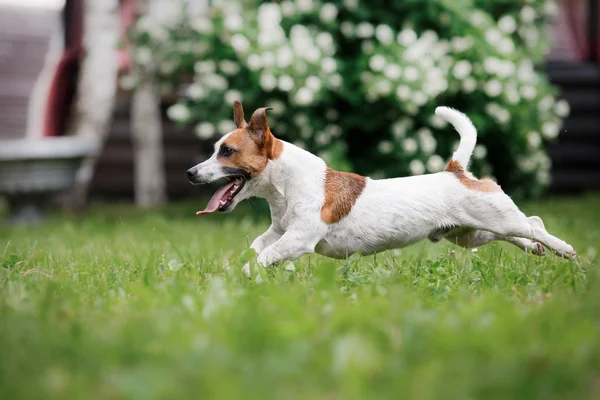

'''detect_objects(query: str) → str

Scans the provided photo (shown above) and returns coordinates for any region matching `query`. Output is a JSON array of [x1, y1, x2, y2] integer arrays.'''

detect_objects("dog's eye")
[[220, 146, 234, 157]]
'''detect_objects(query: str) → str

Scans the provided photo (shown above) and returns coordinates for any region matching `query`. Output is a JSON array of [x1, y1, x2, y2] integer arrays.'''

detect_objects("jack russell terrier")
[[187, 101, 576, 277]]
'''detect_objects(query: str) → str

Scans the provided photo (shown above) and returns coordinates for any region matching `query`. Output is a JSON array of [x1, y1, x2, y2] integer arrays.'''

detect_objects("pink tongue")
[[196, 180, 236, 215]]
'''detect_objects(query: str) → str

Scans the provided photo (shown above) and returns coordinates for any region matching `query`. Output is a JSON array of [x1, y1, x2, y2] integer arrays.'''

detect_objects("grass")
[[0, 195, 599, 399]]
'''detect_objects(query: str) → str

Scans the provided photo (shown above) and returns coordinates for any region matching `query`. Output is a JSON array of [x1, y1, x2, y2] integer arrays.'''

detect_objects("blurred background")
[[0, 0, 598, 222]]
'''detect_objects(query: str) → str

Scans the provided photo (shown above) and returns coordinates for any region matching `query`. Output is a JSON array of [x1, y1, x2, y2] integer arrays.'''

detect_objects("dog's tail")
[[435, 106, 477, 169]]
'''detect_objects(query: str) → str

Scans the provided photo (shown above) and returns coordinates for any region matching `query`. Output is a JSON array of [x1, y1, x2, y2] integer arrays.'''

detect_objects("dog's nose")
[[187, 168, 196, 181]]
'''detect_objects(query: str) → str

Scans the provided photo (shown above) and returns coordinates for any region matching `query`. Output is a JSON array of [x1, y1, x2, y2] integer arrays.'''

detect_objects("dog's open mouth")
[[196, 176, 246, 215]]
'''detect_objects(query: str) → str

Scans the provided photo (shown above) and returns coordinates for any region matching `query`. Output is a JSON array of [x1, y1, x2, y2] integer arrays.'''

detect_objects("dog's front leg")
[[250, 225, 283, 254], [243, 227, 324, 277]]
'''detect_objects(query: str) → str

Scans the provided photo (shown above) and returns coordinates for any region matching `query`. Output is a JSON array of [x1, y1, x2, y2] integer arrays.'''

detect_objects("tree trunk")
[[131, 78, 167, 207], [130, 0, 167, 208], [67, 0, 119, 211]]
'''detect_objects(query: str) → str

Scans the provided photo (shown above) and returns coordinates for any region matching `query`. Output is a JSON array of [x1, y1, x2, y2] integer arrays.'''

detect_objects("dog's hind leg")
[[444, 227, 545, 255], [458, 194, 576, 259]]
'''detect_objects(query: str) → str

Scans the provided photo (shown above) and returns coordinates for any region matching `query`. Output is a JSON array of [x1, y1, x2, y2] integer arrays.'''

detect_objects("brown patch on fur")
[[219, 128, 283, 177], [445, 160, 502, 192], [321, 168, 367, 224]]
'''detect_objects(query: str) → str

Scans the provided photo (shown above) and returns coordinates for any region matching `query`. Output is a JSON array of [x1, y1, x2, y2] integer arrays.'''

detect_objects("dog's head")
[[187, 101, 282, 215]]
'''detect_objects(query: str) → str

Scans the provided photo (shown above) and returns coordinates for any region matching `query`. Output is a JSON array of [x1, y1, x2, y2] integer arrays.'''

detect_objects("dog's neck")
[[248, 140, 326, 208]]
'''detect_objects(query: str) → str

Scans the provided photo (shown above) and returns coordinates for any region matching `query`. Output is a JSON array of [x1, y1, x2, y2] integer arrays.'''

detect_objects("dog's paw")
[[531, 241, 546, 256]]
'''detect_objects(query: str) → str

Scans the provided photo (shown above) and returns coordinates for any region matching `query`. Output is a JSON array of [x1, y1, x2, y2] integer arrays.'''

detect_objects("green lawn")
[[1, 195, 599, 399]]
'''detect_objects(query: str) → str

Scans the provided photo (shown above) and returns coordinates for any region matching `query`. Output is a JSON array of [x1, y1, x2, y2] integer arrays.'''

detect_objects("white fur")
[[190, 107, 576, 278]]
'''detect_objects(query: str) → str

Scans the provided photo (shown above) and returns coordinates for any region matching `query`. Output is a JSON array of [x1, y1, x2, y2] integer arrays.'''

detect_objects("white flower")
[[527, 131, 541, 148], [397, 28, 417, 46], [190, 17, 213, 34], [505, 85, 521, 104], [517, 59, 536, 81], [259, 3, 283, 22], [542, 122, 560, 139], [498, 38, 515, 55], [224, 14, 243, 31], [196, 122, 216, 140], [295, 87, 314, 105], [427, 155, 445, 172], [485, 29, 503, 46], [321, 57, 337, 73], [306, 76, 322, 92], [520, 6, 536, 23], [328, 74, 343, 88], [319, 3, 338, 23], [315, 132, 332, 146], [247, 54, 262, 71], [135, 47, 153, 65], [484, 80, 503, 97], [304, 47, 321, 63], [495, 108, 510, 124], [453, 60, 472, 80], [230, 34, 250, 53], [361, 40, 374, 54], [316, 32, 335, 53], [537, 170, 551, 185], [473, 144, 487, 159], [470, 10, 486, 26], [485, 103, 500, 117], [356, 22, 374, 38], [451, 37, 472, 52], [374, 79, 392, 96], [409, 159, 425, 175], [498, 15, 517, 34], [186, 83, 205, 100], [391, 122, 406, 139], [276, 46, 294, 68], [496, 60, 516, 78], [224, 90, 241, 105], [219, 60, 240, 76], [296, 0, 314, 12], [384, 64, 402, 80], [404, 66, 419, 82], [429, 115, 447, 129], [262, 51, 276, 67], [396, 85, 412, 101], [277, 75, 295, 92], [544, 0, 559, 16], [325, 124, 342, 137], [119, 75, 136, 90], [204, 74, 228, 91], [343, 0, 358, 10], [267, 100, 286, 116], [375, 24, 394, 45], [369, 54, 386, 71], [167, 104, 190, 123], [217, 120, 237, 134], [280, 1, 295, 16], [413, 91, 428, 106], [538, 95, 554, 111], [555, 99, 570, 117], [260, 73, 277, 91], [462, 77, 477, 93], [402, 138, 418, 155], [521, 85, 537, 99], [194, 60, 216, 75], [418, 128, 436, 153], [378, 140, 394, 154], [340, 21, 355, 37]]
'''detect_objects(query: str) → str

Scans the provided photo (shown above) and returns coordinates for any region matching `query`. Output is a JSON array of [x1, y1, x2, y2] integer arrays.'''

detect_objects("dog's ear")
[[248, 107, 273, 144], [233, 100, 247, 129]]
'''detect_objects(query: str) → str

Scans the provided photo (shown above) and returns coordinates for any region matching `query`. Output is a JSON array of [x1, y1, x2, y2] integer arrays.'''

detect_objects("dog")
[[187, 101, 576, 276]]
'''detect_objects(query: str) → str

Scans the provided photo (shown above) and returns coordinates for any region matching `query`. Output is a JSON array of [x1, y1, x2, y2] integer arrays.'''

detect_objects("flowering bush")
[[126, 0, 568, 198]]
